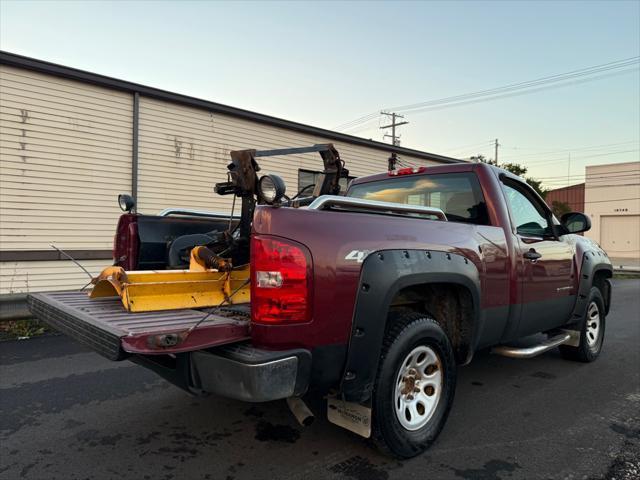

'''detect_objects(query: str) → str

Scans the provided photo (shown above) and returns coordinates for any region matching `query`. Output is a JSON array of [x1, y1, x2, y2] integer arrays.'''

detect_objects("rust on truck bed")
[[27, 291, 250, 361]]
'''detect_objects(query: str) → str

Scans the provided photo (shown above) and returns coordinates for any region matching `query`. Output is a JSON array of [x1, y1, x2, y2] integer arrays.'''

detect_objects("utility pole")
[[388, 153, 398, 171], [494, 138, 500, 166], [380, 112, 408, 147]]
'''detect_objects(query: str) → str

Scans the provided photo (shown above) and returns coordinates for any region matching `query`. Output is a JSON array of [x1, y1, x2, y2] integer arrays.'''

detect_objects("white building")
[[584, 161, 640, 261]]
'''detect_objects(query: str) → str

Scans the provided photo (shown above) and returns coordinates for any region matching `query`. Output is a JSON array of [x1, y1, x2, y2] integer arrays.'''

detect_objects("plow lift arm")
[[213, 143, 348, 265], [214, 143, 348, 251], [91, 144, 347, 313], [254, 144, 348, 200]]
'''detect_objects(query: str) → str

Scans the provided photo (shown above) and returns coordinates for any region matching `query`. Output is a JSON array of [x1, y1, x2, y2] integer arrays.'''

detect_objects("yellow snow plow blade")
[[89, 265, 250, 313]]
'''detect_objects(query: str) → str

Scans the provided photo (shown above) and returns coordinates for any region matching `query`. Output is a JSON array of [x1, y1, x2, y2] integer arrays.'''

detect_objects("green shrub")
[[0, 319, 51, 340]]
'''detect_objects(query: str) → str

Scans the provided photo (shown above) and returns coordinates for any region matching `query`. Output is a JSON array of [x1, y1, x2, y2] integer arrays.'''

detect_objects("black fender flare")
[[339, 249, 481, 403], [569, 250, 613, 324]]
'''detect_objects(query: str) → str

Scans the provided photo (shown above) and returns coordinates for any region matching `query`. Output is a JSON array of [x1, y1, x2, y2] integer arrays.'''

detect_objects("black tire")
[[371, 311, 457, 458], [559, 287, 606, 362]]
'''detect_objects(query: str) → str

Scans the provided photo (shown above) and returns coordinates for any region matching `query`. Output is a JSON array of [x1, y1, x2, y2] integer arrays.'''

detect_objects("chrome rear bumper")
[[191, 343, 311, 402]]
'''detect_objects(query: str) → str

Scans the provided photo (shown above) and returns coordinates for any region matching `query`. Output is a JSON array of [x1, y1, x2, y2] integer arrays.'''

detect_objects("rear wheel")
[[559, 287, 606, 362], [371, 311, 456, 458], [394, 345, 443, 431]]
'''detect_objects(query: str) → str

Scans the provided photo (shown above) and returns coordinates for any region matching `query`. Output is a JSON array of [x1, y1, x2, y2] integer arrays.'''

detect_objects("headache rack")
[[307, 195, 447, 221]]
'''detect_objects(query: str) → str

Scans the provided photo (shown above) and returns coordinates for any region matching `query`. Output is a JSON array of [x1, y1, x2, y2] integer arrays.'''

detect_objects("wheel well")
[[592, 269, 612, 313], [389, 282, 475, 363]]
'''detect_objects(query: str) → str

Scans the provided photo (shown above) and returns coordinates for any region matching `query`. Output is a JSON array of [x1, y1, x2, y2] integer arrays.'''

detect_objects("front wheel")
[[559, 287, 606, 362], [371, 311, 457, 458]]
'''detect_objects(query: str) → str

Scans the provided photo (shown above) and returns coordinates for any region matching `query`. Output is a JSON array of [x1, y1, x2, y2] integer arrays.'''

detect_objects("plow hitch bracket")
[[90, 264, 250, 313]]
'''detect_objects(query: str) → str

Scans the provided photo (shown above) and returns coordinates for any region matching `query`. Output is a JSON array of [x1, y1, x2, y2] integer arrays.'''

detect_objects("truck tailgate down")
[[27, 291, 250, 361]]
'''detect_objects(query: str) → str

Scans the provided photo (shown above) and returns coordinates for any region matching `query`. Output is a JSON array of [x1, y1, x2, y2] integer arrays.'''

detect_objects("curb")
[[0, 294, 31, 321]]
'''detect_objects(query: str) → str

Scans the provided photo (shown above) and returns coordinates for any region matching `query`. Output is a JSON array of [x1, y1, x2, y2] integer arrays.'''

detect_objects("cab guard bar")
[[307, 195, 447, 221]]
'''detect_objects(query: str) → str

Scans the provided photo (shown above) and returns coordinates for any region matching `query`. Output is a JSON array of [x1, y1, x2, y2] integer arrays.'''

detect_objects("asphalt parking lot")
[[1, 279, 639, 480]]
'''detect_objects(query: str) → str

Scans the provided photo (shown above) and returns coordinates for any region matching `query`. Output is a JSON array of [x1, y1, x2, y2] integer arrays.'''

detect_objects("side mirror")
[[561, 212, 591, 234], [118, 194, 136, 213]]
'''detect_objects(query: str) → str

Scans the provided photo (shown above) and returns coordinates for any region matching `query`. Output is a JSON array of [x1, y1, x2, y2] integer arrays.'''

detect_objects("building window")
[[297, 169, 355, 195]]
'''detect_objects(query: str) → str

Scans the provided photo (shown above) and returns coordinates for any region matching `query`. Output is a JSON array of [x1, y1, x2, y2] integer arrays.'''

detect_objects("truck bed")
[[28, 291, 250, 361]]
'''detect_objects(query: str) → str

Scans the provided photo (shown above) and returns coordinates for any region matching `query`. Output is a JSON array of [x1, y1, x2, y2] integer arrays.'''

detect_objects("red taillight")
[[113, 214, 139, 270], [250, 235, 312, 324]]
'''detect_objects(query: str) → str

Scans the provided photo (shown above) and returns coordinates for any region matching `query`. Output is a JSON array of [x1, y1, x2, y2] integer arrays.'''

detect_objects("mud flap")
[[327, 396, 372, 438]]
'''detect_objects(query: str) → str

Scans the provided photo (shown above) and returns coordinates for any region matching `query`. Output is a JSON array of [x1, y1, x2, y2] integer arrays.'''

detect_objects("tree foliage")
[[471, 155, 547, 198], [551, 200, 572, 218]]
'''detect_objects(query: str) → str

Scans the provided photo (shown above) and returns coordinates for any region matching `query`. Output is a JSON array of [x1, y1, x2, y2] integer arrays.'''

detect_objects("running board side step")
[[491, 332, 578, 359]]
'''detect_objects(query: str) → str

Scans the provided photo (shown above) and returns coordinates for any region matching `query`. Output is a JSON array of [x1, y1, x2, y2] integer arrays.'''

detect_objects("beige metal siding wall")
[[137, 96, 437, 213], [0, 65, 132, 294], [1, 260, 108, 294], [0, 63, 447, 295]]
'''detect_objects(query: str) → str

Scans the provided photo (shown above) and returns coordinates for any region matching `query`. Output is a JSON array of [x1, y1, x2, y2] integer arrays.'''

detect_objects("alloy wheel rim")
[[394, 345, 443, 431], [586, 301, 601, 347]]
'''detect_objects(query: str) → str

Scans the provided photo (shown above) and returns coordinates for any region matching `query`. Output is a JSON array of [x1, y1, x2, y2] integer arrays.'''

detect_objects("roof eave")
[[0, 50, 462, 165]]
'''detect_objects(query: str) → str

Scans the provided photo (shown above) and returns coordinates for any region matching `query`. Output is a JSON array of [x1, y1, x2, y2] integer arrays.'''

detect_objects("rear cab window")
[[347, 172, 490, 225]]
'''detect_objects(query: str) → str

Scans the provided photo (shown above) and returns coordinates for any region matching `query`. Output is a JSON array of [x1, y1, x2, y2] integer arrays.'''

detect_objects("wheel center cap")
[[401, 371, 420, 396]]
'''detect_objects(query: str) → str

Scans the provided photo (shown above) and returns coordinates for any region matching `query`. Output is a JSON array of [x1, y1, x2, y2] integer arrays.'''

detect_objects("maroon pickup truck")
[[29, 147, 612, 458]]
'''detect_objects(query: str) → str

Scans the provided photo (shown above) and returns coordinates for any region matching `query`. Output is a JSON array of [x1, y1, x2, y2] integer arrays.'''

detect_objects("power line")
[[338, 66, 636, 133], [540, 171, 640, 181], [333, 57, 639, 131], [392, 68, 637, 116], [547, 182, 640, 191], [502, 140, 640, 159], [333, 112, 380, 131], [502, 140, 638, 154], [388, 58, 638, 114], [517, 148, 639, 166], [439, 140, 495, 154], [548, 178, 640, 185], [532, 169, 640, 179], [543, 178, 640, 186]]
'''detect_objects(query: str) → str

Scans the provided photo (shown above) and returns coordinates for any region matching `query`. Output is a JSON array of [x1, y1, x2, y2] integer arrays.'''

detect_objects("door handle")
[[523, 249, 542, 261]]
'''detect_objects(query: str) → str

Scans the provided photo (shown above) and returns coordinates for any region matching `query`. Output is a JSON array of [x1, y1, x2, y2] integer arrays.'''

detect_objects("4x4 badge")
[[345, 250, 372, 263]]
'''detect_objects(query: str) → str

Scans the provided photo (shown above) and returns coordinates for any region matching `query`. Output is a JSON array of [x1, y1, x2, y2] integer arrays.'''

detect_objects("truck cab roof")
[[349, 161, 527, 190], [351, 161, 479, 187]]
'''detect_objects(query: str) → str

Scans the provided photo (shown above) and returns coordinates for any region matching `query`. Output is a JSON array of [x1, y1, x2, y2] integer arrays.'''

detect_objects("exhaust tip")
[[286, 396, 315, 427]]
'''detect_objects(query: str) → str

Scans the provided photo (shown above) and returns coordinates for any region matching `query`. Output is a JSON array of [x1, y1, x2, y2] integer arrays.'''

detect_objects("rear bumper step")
[[27, 291, 250, 360]]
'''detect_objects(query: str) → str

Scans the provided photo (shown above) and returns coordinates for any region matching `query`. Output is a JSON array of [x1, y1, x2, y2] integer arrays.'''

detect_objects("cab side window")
[[502, 182, 550, 237]]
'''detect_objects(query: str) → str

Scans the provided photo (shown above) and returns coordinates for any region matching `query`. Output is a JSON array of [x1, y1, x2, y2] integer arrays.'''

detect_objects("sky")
[[1, 0, 639, 188]]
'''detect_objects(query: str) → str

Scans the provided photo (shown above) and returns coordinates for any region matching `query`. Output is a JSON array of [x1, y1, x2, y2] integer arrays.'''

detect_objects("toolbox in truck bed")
[[27, 291, 250, 361]]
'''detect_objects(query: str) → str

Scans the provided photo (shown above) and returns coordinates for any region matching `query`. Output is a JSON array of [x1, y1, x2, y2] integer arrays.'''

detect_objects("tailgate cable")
[[178, 276, 251, 344], [50, 244, 94, 290]]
